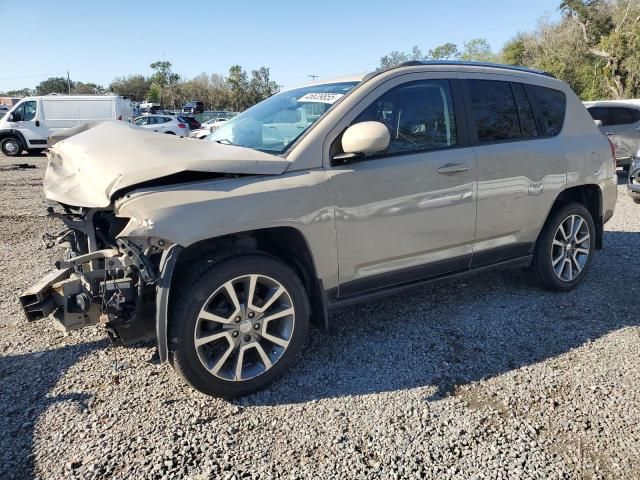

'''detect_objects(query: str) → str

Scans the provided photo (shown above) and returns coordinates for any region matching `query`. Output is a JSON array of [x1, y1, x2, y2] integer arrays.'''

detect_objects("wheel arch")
[[542, 184, 603, 250], [0, 129, 28, 150], [156, 227, 328, 363]]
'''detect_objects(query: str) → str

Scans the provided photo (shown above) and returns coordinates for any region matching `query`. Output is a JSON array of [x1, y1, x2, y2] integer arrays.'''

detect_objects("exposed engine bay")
[[20, 205, 164, 345]]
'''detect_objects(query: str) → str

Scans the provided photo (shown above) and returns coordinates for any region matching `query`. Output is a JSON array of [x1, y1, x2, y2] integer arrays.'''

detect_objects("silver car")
[[133, 114, 190, 136], [585, 100, 640, 170], [20, 62, 617, 398]]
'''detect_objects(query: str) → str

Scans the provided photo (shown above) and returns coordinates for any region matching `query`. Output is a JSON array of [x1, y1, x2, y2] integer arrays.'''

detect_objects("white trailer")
[[0, 95, 134, 156]]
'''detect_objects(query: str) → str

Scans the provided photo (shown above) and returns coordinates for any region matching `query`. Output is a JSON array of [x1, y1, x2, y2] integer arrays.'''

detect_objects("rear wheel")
[[532, 203, 595, 291], [1, 137, 22, 156], [165, 131, 176, 135], [169, 255, 310, 398]]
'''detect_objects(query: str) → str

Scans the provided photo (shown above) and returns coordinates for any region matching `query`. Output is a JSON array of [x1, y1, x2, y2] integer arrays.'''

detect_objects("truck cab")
[[0, 98, 47, 155]]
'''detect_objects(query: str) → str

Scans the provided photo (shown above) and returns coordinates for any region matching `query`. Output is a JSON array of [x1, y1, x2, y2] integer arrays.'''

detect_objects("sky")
[[0, 0, 562, 93]]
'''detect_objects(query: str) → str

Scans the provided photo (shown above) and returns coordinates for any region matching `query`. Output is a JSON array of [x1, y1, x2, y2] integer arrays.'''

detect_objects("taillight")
[[606, 136, 616, 169], [178, 123, 186, 129]]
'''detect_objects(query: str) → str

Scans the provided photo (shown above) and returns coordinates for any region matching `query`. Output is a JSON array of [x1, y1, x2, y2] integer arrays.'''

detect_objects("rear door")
[[460, 76, 566, 266]]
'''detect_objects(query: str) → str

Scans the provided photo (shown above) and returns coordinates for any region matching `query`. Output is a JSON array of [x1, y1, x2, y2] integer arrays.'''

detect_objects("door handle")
[[438, 163, 468, 174]]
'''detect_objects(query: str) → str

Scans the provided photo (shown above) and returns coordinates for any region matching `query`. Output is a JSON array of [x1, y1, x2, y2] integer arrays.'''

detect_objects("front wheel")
[[532, 203, 595, 291], [1, 137, 22, 156], [169, 255, 310, 398]]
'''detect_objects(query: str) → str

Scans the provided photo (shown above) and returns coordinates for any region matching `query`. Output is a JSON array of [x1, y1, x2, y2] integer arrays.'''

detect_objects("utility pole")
[[66, 71, 71, 94], [308, 74, 318, 83]]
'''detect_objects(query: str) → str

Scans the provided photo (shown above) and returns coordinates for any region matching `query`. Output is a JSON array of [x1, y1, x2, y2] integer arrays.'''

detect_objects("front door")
[[326, 76, 477, 297], [8, 100, 46, 148]]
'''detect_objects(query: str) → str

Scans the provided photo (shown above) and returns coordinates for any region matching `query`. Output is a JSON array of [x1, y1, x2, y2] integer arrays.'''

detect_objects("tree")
[[72, 82, 105, 95], [248, 67, 278, 105], [150, 60, 180, 107], [148, 84, 162, 103], [149, 61, 179, 87], [459, 38, 496, 62], [109, 75, 151, 101], [5, 88, 32, 97], [227, 65, 250, 111], [427, 43, 460, 60], [559, 0, 639, 98], [501, 35, 527, 65], [35, 77, 71, 95], [498, 0, 640, 100], [380, 51, 412, 68]]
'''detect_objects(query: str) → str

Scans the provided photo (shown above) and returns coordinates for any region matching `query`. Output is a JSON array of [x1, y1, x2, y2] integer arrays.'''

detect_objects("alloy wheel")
[[194, 274, 295, 381], [551, 214, 591, 282]]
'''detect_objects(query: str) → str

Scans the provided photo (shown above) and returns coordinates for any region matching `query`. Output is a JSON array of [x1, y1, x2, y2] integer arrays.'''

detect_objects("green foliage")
[[501, 36, 527, 66], [72, 82, 104, 94], [459, 39, 497, 62], [147, 84, 162, 103], [109, 75, 151, 101], [428, 43, 460, 60], [5, 88, 33, 97], [380, 39, 495, 68], [35, 77, 71, 95], [501, 0, 640, 99]]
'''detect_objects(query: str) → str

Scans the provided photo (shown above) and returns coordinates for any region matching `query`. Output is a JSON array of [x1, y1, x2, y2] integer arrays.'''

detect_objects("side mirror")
[[338, 121, 390, 159], [594, 119, 603, 128], [7, 114, 13, 122]]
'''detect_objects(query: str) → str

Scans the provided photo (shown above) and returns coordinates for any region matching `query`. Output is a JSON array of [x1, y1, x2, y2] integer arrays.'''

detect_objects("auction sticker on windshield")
[[298, 93, 344, 104]]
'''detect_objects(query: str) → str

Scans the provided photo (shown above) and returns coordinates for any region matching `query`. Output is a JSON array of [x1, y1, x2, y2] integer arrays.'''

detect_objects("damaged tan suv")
[[21, 62, 617, 398]]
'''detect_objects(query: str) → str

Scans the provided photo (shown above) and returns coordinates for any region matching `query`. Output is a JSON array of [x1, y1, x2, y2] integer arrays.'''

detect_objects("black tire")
[[165, 131, 176, 135], [1, 137, 22, 157], [532, 202, 595, 291], [169, 254, 310, 398]]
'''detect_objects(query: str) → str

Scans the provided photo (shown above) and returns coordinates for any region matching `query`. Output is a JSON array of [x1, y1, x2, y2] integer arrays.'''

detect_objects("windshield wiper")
[[214, 139, 235, 145]]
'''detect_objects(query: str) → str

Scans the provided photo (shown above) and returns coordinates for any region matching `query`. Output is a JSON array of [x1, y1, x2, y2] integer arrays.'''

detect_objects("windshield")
[[207, 81, 359, 153]]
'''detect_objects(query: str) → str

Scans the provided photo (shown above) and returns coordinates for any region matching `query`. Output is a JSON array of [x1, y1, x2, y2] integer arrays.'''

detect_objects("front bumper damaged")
[[19, 238, 159, 343]]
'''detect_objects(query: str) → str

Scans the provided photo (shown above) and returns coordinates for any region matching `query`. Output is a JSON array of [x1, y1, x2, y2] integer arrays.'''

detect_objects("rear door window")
[[533, 86, 566, 136], [468, 80, 521, 142], [511, 83, 538, 138]]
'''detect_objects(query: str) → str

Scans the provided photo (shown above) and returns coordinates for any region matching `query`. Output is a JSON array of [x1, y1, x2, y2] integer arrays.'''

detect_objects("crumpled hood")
[[43, 121, 290, 208]]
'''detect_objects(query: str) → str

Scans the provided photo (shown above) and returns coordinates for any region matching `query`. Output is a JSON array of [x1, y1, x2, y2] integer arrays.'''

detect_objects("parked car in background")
[[201, 117, 227, 131], [628, 154, 640, 204], [138, 102, 162, 116], [0, 95, 133, 156], [188, 127, 213, 140], [189, 118, 228, 139], [21, 62, 616, 398], [180, 115, 201, 131], [133, 115, 190, 136], [585, 100, 640, 171], [182, 101, 204, 114]]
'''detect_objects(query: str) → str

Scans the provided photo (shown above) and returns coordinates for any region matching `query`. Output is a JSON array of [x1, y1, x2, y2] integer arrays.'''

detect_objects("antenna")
[[308, 74, 318, 82]]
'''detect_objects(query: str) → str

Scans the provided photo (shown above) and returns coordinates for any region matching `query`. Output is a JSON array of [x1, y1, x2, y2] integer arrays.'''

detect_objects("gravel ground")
[[1, 153, 639, 480]]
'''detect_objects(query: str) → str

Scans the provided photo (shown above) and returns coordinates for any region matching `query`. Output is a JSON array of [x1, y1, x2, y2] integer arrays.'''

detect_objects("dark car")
[[178, 115, 201, 130], [181, 101, 204, 114]]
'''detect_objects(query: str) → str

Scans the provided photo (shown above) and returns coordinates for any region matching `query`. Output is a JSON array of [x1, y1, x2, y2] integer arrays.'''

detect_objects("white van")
[[0, 95, 134, 156]]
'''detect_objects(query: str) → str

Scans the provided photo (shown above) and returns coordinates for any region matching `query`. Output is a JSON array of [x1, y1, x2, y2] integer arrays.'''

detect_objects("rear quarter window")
[[533, 86, 566, 136]]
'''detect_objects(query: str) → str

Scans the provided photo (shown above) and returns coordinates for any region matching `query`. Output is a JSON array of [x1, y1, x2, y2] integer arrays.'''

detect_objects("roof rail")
[[363, 60, 556, 82]]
